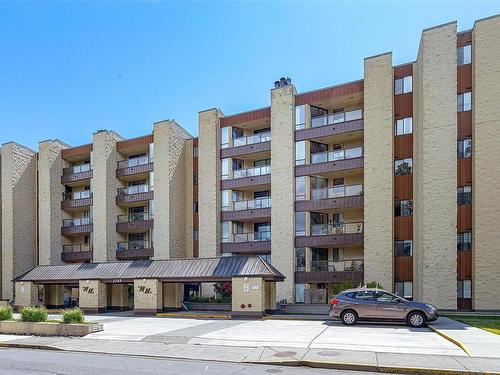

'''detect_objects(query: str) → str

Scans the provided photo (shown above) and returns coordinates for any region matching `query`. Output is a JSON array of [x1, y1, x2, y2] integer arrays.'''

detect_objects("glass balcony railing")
[[62, 191, 92, 200], [63, 244, 91, 253], [310, 146, 363, 164], [311, 259, 364, 272], [311, 184, 363, 200], [62, 217, 92, 227], [117, 240, 151, 250], [233, 132, 271, 147], [117, 184, 151, 195], [117, 212, 153, 223], [310, 222, 364, 236], [233, 165, 271, 179], [233, 197, 271, 211], [223, 231, 271, 243], [63, 164, 91, 175], [311, 109, 363, 128], [117, 156, 152, 169]]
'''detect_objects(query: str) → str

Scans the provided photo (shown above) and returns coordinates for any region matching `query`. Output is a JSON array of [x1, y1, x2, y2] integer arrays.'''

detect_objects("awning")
[[15, 256, 285, 284]]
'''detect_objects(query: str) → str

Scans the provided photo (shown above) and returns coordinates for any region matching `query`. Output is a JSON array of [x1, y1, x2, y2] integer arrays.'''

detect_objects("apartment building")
[[1, 15, 499, 312]]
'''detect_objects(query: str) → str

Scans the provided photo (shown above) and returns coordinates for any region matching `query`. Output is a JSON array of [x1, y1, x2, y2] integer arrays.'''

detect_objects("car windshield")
[[375, 291, 407, 302]]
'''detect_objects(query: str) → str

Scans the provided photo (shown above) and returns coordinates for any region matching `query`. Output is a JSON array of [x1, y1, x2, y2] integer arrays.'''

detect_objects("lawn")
[[444, 315, 500, 335]]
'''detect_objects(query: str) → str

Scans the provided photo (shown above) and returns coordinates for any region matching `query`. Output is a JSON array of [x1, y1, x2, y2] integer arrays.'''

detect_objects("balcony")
[[116, 185, 154, 206], [296, 109, 364, 141], [295, 222, 364, 248], [61, 217, 93, 236], [116, 156, 154, 180], [221, 133, 272, 158], [116, 240, 153, 260], [295, 147, 364, 177], [116, 212, 154, 233], [221, 166, 271, 190], [61, 191, 93, 211], [221, 198, 271, 221], [296, 185, 363, 211], [295, 259, 364, 284], [221, 231, 271, 254], [61, 164, 92, 185], [61, 244, 92, 263]]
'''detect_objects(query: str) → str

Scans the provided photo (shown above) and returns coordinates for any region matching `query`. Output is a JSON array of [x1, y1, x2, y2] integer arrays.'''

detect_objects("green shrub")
[[20, 306, 48, 322], [62, 308, 84, 324], [0, 306, 13, 321]]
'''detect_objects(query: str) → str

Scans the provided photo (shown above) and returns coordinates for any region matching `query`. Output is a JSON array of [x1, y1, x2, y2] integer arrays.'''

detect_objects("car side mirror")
[[396, 298, 403, 303]]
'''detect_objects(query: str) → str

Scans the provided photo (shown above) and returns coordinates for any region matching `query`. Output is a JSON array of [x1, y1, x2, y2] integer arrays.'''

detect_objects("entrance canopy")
[[15, 256, 285, 284]]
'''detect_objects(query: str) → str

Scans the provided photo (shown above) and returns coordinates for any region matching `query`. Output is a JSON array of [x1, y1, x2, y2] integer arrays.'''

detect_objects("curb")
[[0, 342, 61, 351], [156, 313, 231, 319], [428, 324, 473, 356]]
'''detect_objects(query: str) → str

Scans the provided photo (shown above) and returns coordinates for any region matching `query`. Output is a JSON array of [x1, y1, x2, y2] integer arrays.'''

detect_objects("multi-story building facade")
[[1, 15, 499, 312]]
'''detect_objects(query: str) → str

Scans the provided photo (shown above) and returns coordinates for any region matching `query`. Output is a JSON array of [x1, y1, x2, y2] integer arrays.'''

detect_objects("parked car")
[[329, 287, 438, 328]]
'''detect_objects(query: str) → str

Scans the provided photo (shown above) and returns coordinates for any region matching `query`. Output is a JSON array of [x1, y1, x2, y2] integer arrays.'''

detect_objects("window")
[[221, 190, 230, 211], [295, 212, 306, 236], [354, 291, 374, 300], [376, 291, 399, 302], [333, 248, 344, 261], [395, 240, 413, 256], [254, 127, 270, 135], [221, 158, 230, 180], [458, 232, 472, 251], [395, 200, 413, 217], [395, 117, 413, 136], [457, 280, 472, 299], [221, 221, 230, 243], [260, 253, 272, 264], [457, 92, 472, 112], [193, 172, 198, 185], [295, 105, 306, 130], [220, 127, 230, 149], [193, 202, 198, 213], [395, 158, 413, 176], [458, 186, 472, 205], [295, 176, 306, 201], [295, 283, 305, 303], [193, 146, 199, 158], [395, 76, 412, 95], [458, 139, 472, 159], [457, 44, 472, 65], [193, 229, 199, 241], [254, 158, 271, 167], [295, 140, 306, 165], [295, 248, 306, 271], [395, 282, 413, 299]]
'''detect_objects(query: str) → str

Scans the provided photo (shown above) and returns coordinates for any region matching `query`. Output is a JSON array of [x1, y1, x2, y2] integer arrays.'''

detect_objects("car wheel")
[[407, 311, 426, 328], [341, 310, 358, 325]]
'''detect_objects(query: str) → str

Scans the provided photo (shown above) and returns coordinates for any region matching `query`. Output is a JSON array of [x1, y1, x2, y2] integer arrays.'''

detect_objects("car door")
[[352, 290, 376, 318], [373, 291, 406, 319]]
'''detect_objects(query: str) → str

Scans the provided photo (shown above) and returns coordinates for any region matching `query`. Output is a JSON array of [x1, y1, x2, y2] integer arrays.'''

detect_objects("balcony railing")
[[311, 222, 364, 236], [117, 240, 151, 250], [233, 165, 271, 179], [62, 217, 92, 227], [62, 164, 91, 175], [233, 132, 271, 147], [311, 184, 363, 200], [232, 197, 271, 211], [311, 109, 363, 128], [310, 146, 363, 165], [117, 212, 153, 223], [311, 259, 364, 272], [224, 231, 271, 243], [117, 184, 151, 196], [117, 156, 152, 169], [62, 191, 92, 200], [63, 244, 91, 253]]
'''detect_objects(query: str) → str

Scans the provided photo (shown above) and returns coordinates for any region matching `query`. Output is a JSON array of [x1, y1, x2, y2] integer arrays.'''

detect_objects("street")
[[0, 348, 386, 375]]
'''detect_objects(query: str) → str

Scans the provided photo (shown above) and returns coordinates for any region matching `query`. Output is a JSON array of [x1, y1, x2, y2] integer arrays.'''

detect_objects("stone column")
[[162, 283, 183, 311], [14, 281, 38, 308], [108, 284, 129, 311], [232, 276, 265, 318], [45, 284, 65, 309], [79, 280, 107, 314], [134, 279, 162, 315]]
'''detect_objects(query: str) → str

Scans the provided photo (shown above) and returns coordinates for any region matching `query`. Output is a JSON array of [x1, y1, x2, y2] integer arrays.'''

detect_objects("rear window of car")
[[354, 291, 374, 300], [344, 292, 356, 299]]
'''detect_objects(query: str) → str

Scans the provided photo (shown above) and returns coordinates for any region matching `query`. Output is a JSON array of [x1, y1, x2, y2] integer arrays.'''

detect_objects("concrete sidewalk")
[[0, 335, 500, 374]]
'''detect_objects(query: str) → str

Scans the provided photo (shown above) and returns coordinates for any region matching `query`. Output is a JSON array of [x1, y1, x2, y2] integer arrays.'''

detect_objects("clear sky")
[[0, 1, 498, 149]]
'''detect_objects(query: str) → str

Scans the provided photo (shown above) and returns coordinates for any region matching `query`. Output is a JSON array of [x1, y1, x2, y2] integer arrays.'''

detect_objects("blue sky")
[[0, 1, 498, 149]]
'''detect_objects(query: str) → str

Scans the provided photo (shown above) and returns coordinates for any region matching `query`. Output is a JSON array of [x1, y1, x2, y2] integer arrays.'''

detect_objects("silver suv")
[[329, 288, 438, 328]]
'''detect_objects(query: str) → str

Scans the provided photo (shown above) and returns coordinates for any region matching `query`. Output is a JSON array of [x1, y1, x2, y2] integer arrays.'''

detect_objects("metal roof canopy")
[[15, 256, 285, 284]]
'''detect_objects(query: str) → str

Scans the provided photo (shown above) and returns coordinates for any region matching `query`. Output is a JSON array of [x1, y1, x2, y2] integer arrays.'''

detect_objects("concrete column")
[[270, 84, 296, 303], [134, 279, 162, 315], [265, 281, 277, 313], [232, 277, 265, 318], [198, 109, 223, 258], [45, 284, 65, 309], [363, 52, 394, 291], [14, 281, 38, 307], [1, 143, 37, 301], [153, 121, 191, 260], [92, 130, 122, 262], [413, 22, 457, 308], [162, 283, 183, 311], [184, 139, 194, 259], [108, 284, 129, 311], [472, 15, 500, 310], [79, 280, 107, 314], [38, 140, 68, 266]]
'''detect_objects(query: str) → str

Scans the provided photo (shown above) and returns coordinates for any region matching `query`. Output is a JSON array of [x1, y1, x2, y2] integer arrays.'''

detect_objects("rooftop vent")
[[274, 77, 292, 88]]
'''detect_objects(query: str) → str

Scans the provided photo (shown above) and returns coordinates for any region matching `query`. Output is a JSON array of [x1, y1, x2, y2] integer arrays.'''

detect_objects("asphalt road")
[[0, 348, 386, 375]]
